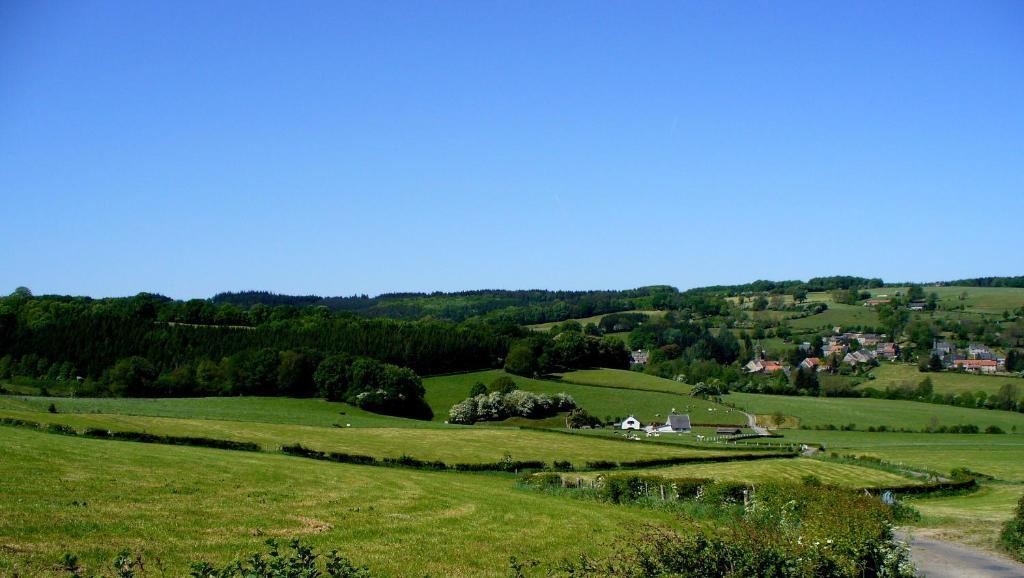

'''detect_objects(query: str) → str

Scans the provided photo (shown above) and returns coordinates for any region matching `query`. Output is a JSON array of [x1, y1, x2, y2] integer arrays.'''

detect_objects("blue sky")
[[1, 1, 1022, 299]]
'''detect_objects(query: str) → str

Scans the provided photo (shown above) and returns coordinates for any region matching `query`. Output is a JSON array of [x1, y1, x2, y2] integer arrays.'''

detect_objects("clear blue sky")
[[2, 1, 1022, 299]]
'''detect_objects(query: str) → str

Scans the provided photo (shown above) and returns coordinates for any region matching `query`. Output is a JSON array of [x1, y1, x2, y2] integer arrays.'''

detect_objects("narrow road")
[[897, 531, 1024, 578], [739, 409, 769, 435]]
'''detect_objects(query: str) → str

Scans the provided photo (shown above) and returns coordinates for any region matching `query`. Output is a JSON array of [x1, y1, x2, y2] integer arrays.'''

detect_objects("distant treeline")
[[211, 287, 678, 324], [942, 276, 1024, 288], [0, 290, 514, 393], [685, 276, 885, 296]]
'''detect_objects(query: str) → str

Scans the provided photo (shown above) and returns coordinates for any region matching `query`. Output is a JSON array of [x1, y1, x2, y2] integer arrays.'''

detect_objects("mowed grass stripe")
[[727, 392, 1024, 431], [0, 409, 741, 465], [565, 458, 918, 489], [0, 427, 682, 577]]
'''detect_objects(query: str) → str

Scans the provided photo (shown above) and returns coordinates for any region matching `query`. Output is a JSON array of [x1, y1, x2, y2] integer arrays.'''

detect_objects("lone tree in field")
[[771, 411, 786, 429]]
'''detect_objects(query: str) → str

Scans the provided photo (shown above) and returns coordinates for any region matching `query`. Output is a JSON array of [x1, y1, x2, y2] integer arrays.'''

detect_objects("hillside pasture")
[[0, 395, 435, 428], [552, 368, 692, 394], [788, 303, 880, 331], [726, 392, 1024, 432], [0, 427, 679, 578], [0, 408, 735, 466], [567, 458, 919, 489], [424, 370, 746, 426], [526, 309, 666, 331], [737, 430, 1024, 481], [868, 286, 1024, 315], [866, 363, 1024, 396]]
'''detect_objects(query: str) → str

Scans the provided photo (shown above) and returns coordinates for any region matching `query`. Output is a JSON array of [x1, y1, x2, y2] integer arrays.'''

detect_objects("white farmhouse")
[[620, 416, 641, 430]]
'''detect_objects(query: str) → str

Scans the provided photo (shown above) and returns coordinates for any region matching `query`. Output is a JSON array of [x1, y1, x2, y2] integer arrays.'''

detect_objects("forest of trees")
[[0, 290, 514, 415]]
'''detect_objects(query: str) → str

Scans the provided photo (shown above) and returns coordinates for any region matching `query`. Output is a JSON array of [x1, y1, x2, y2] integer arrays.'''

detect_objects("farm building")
[[716, 427, 742, 435], [657, 413, 691, 433], [745, 359, 785, 374], [620, 416, 641, 430], [953, 359, 1000, 374]]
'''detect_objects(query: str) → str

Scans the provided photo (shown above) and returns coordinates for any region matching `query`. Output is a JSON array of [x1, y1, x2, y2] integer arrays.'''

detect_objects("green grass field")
[[736, 430, 1024, 481], [552, 368, 692, 394], [868, 286, 1024, 315], [908, 482, 1024, 551], [526, 309, 666, 331], [866, 363, 1024, 395], [789, 303, 880, 331], [0, 395, 437, 428], [0, 408, 739, 466], [0, 426, 682, 577], [726, 392, 1024, 432], [568, 458, 919, 489], [424, 370, 746, 425]]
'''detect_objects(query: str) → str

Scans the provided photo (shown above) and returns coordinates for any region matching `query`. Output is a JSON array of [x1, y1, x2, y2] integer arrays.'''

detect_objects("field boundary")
[[0, 418, 795, 474]]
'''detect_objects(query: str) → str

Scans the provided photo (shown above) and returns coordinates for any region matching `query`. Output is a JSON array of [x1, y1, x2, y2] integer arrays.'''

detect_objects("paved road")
[[898, 532, 1024, 578]]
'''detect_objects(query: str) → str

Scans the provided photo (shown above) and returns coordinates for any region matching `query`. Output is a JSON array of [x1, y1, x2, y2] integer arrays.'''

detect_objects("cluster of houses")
[[931, 340, 1005, 373], [745, 331, 900, 375]]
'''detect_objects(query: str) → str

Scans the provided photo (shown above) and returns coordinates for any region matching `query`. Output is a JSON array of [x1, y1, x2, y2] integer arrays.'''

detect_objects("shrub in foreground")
[[61, 538, 370, 578], [555, 483, 916, 578], [1001, 495, 1024, 561]]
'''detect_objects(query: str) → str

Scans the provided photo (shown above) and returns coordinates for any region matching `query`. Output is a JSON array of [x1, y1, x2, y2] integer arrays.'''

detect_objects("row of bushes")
[[801, 422, 1007, 434], [0, 417, 262, 451], [280, 444, 546, 472], [584, 451, 796, 471], [524, 472, 751, 506], [1, 418, 796, 475]]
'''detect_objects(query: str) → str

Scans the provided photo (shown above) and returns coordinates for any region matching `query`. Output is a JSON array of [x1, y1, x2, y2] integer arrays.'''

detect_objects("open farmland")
[[867, 286, 1024, 315], [0, 426, 683, 578], [568, 457, 919, 489], [552, 368, 692, 394], [0, 395, 437, 428], [727, 392, 1024, 432], [424, 369, 747, 425], [526, 309, 666, 331], [0, 407, 739, 466], [737, 429, 1024, 482], [788, 303, 880, 330], [867, 363, 1024, 395]]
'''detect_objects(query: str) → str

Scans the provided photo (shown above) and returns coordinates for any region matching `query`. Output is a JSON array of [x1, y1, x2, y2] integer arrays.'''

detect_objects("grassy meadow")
[[551, 368, 692, 394], [0, 395, 435, 428], [726, 392, 1024, 432], [737, 429, 1024, 482], [526, 309, 666, 331], [0, 407, 737, 466], [866, 363, 1024, 395], [567, 457, 919, 489], [0, 426, 683, 578], [423, 369, 746, 425]]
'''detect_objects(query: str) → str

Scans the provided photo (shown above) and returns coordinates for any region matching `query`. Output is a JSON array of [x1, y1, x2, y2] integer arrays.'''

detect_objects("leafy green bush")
[[1001, 495, 1024, 561], [62, 539, 370, 577], [556, 484, 916, 577]]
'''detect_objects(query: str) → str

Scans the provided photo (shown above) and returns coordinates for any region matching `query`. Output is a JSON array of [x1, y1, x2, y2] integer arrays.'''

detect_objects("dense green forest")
[[211, 287, 671, 324]]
